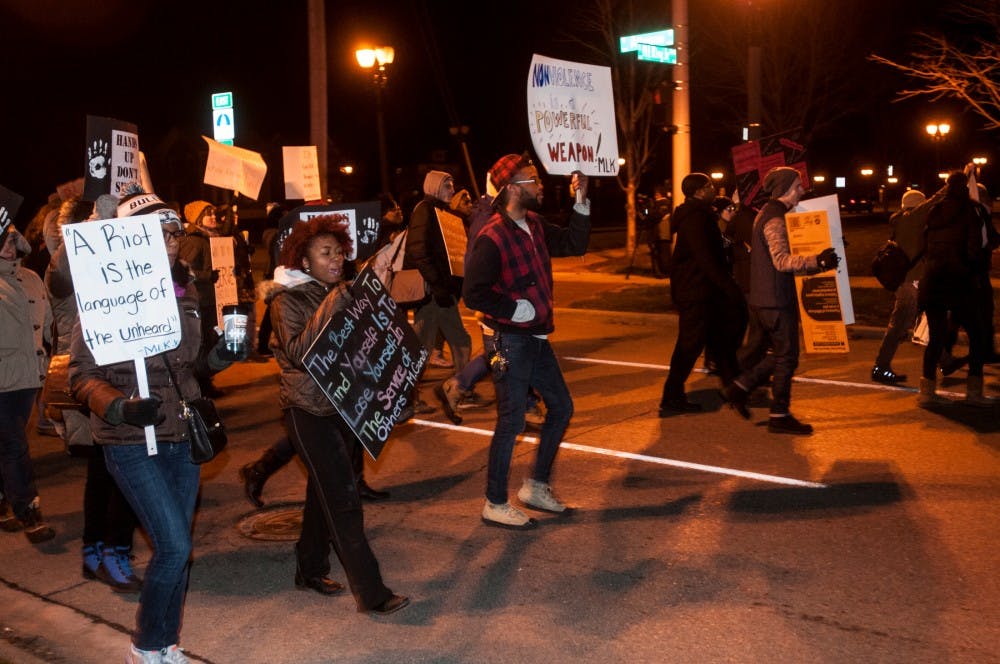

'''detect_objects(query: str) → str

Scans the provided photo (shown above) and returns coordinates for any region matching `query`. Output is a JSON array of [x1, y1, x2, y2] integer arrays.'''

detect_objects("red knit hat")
[[488, 154, 529, 189]]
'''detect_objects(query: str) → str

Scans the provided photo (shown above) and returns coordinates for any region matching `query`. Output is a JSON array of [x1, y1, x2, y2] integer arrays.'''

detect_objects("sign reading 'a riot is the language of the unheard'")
[[302, 265, 428, 460]]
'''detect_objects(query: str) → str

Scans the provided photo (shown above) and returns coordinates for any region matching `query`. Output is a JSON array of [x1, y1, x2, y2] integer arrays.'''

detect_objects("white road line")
[[411, 419, 827, 489]]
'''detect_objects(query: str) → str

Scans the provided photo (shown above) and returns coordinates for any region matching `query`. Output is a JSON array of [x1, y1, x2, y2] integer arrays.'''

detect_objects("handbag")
[[161, 356, 228, 464], [871, 239, 916, 291], [365, 229, 428, 306], [41, 353, 87, 422]]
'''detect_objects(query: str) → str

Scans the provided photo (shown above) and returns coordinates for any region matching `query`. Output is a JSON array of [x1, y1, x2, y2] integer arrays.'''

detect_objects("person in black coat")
[[658, 173, 747, 414]]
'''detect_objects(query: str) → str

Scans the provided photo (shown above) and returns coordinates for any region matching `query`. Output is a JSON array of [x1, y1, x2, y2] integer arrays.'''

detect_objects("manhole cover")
[[236, 501, 305, 541]]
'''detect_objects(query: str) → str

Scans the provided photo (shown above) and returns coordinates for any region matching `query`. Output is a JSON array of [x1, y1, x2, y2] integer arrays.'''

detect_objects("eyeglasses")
[[510, 176, 541, 186], [725, 205, 737, 213], [162, 229, 187, 241]]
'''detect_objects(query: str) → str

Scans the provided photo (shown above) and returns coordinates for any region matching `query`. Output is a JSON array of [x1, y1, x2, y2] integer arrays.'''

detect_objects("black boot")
[[238, 447, 289, 508]]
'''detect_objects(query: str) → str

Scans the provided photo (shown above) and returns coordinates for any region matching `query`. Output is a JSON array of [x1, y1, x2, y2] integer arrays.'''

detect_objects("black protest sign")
[[731, 129, 808, 212], [0, 184, 24, 241], [83, 115, 140, 201], [302, 264, 429, 460], [275, 202, 381, 263]]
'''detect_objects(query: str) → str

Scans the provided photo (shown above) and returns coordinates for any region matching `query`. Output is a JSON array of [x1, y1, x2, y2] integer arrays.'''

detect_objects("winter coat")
[[669, 196, 742, 306], [264, 267, 352, 416], [1, 230, 52, 392], [68, 262, 203, 446], [403, 195, 458, 301], [919, 194, 987, 309]]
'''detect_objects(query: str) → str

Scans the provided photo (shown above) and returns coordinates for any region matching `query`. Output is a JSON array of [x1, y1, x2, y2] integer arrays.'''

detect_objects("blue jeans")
[[0, 388, 41, 518], [455, 331, 540, 409], [486, 334, 573, 504], [104, 443, 200, 651]]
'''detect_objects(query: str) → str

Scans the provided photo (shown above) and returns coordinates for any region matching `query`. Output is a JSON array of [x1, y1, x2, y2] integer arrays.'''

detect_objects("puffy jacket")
[[264, 267, 352, 416], [68, 263, 203, 446], [1, 229, 52, 392]]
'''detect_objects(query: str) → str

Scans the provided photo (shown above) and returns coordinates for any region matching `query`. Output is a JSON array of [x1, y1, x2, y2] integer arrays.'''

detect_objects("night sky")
[[0, 0, 989, 222]]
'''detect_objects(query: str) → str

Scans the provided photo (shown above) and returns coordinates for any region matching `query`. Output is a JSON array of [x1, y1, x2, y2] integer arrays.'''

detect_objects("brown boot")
[[965, 375, 996, 408], [917, 377, 946, 407]]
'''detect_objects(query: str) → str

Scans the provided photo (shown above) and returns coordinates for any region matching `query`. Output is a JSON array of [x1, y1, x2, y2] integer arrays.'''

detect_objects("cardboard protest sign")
[[436, 208, 466, 277], [209, 236, 238, 327], [796, 195, 854, 324], [302, 265, 429, 460], [0, 184, 24, 241], [732, 130, 807, 212], [786, 197, 853, 353], [275, 202, 381, 263], [282, 146, 322, 201], [84, 116, 141, 200], [62, 213, 182, 455], [526, 54, 619, 177], [201, 136, 267, 200]]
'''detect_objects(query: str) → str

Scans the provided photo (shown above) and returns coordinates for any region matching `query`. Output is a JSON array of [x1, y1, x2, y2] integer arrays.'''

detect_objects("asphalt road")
[[2, 247, 998, 663]]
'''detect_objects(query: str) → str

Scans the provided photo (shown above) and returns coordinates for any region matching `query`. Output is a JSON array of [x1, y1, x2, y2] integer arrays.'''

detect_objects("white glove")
[[511, 299, 536, 323]]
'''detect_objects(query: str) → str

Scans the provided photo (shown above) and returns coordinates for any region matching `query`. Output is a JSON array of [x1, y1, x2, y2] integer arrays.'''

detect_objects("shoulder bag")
[[161, 356, 228, 464], [871, 239, 921, 292]]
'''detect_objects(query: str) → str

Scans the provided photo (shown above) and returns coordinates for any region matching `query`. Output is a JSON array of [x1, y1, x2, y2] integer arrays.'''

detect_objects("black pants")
[[83, 448, 139, 548], [284, 408, 392, 611], [662, 297, 746, 402]]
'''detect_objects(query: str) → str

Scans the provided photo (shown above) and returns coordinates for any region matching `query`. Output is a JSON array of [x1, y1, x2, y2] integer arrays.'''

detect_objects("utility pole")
[[307, 0, 327, 195], [672, 0, 691, 209]]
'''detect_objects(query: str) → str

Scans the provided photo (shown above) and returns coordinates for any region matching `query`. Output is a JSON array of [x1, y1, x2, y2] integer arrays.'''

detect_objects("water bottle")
[[221, 304, 249, 355]]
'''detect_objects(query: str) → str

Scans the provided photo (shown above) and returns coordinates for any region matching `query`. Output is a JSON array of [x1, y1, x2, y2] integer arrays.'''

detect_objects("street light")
[[355, 45, 395, 195], [925, 121, 951, 183]]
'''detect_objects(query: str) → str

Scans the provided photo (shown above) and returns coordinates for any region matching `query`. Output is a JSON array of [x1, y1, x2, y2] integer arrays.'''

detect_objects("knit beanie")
[[900, 189, 926, 210], [118, 191, 170, 217], [681, 172, 712, 197], [762, 167, 800, 197], [423, 171, 453, 199], [183, 200, 214, 225]]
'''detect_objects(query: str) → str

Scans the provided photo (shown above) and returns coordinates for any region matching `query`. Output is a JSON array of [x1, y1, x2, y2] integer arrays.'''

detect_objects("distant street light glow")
[[813, 175, 825, 183], [710, 171, 724, 180], [860, 168, 874, 176]]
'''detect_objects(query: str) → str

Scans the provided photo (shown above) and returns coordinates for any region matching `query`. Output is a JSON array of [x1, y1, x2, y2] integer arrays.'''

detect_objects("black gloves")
[[817, 247, 840, 271], [434, 292, 455, 308], [210, 269, 221, 283], [207, 333, 248, 370], [110, 396, 165, 427]]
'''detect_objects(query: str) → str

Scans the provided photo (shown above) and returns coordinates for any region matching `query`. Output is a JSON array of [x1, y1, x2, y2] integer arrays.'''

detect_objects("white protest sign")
[[63, 214, 182, 455], [526, 54, 620, 177], [282, 146, 322, 201], [210, 236, 238, 327], [297, 207, 361, 261], [796, 194, 854, 324], [201, 136, 268, 200]]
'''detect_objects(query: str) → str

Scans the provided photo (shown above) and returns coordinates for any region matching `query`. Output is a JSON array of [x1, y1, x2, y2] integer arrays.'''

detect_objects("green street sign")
[[637, 44, 677, 64], [211, 92, 233, 110], [619, 29, 674, 54]]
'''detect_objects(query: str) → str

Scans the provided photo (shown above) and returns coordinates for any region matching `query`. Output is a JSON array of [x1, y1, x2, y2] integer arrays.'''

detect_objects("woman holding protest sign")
[[68, 189, 245, 663], [265, 213, 409, 615]]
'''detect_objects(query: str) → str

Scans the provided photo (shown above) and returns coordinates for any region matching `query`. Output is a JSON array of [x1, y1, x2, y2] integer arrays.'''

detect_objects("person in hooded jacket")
[[264, 213, 409, 615]]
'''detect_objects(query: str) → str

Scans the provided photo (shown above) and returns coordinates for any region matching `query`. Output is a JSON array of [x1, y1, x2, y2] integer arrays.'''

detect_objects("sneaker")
[[428, 349, 453, 368], [160, 644, 191, 663], [82, 541, 103, 580], [517, 479, 567, 513], [767, 413, 814, 435], [20, 500, 55, 543], [481, 500, 537, 529], [872, 366, 907, 385], [939, 354, 968, 377], [456, 390, 492, 410], [524, 402, 546, 427], [412, 398, 436, 415], [434, 378, 463, 424], [97, 545, 143, 593], [0, 495, 22, 533], [125, 643, 162, 664], [658, 395, 702, 415], [720, 383, 751, 420]]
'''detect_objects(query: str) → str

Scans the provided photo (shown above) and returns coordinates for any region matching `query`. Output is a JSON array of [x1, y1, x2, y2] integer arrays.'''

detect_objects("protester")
[[44, 194, 142, 592], [720, 167, 840, 434], [69, 188, 244, 662], [658, 176, 745, 414], [0, 225, 55, 544], [463, 154, 591, 529], [265, 213, 408, 613]]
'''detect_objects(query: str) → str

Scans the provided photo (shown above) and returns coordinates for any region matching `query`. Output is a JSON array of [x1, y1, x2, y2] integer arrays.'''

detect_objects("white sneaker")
[[160, 645, 191, 664], [125, 644, 161, 664], [481, 500, 537, 529], [517, 479, 567, 513]]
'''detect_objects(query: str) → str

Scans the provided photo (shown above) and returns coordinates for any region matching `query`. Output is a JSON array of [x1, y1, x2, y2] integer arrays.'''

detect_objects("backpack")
[[870, 239, 916, 291]]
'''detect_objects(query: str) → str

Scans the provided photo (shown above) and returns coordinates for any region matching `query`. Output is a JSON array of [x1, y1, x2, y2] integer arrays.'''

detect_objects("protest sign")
[[210, 236, 238, 327], [785, 197, 853, 353], [84, 116, 141, 200], [275, 202, 381, 263], [796, 195, 854, 324], [302, 265, 429, 460], [436, 208, 466, 277], [62, 213, 181, 455], [526, 54, 619, 177], [732, 130, 807, 212], [0, 184, 24, 241], [202, 136, 267, 200], [282, 146, 322, 201]]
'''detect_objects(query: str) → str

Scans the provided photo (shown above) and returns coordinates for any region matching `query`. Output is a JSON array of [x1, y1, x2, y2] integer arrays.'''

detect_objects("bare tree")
[[869, 1, 1000, 131]]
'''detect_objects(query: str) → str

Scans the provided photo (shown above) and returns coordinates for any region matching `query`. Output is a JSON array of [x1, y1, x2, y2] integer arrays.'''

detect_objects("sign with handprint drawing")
[[83, 115, 140, 201], [0, 184, 24, 242]]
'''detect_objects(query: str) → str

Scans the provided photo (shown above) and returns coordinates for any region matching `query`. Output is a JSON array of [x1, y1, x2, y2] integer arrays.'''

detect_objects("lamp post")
[[355, 46, 394, 195], [925, 121, 950, 172]]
